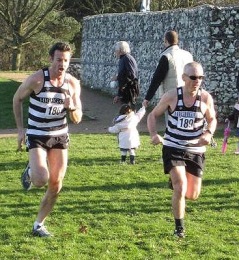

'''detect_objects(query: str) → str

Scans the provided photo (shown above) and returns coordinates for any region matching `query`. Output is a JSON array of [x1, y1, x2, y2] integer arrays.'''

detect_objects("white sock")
[[34, 221, 43, 229], [28, 168, 32, 179]]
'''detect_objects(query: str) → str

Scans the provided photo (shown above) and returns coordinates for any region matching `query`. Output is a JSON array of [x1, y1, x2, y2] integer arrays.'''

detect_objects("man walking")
[[143, 30, 193, 107]]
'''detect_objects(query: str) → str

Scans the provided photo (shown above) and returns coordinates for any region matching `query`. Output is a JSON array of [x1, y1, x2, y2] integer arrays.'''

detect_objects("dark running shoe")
[[168, 178, 173, 190], [174, 227, 185, 238], [32, 225, 52, 237], [21, 163, 32, 190]]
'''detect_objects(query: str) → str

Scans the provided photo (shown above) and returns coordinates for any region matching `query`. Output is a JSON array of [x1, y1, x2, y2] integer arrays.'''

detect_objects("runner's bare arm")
[[67, 77, 82, 124], [13, 71, 43, 150]]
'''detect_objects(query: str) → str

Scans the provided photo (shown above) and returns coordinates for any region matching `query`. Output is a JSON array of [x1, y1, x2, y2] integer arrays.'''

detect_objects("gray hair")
[[115, 41, 131, 54], [184, 61, 203, 74]]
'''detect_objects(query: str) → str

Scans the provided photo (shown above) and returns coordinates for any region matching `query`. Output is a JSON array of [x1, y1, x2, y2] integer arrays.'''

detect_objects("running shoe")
[[32, 225, 51, 237], [21, 163, 32, 190], [168, 178, 173, 190], [174, 227, 185, 238]]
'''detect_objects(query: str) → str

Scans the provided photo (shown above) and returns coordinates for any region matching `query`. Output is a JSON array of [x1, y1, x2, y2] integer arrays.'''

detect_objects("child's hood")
[[114, 114, 127, 124], [114, 112, 135, 124]]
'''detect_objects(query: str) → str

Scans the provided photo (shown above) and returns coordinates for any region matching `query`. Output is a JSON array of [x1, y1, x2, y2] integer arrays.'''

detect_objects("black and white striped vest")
[[26, 68, 69, 137], [163, 87, 206, 153]]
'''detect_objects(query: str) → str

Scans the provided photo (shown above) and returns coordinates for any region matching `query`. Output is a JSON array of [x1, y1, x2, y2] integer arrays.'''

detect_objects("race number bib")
[[45, 104, 63, 118], [177, 117, 195, 130]]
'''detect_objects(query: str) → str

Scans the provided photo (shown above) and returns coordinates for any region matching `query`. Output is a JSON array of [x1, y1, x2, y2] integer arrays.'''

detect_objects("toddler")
[[108, 104, 146, 164]]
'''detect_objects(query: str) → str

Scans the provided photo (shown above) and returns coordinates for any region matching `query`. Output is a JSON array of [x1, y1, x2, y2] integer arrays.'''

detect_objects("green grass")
[[1, 133, 239, 259], [0, 78, 28, 129], [0, 78, 239, 259]]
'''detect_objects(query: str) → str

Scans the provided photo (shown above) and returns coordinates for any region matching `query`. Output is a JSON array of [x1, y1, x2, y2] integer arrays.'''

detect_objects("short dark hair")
[[119, 104, 132, 115], [164, 30, 178, 45], [49, 42, 72, 57]]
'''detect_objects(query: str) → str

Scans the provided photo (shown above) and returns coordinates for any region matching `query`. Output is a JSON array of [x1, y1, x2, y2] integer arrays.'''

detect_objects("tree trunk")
[[11, 46, 22, 71]]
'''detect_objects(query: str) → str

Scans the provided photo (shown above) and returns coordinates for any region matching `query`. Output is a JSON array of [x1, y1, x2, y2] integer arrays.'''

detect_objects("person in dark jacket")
[[112, 41, 139, 109]]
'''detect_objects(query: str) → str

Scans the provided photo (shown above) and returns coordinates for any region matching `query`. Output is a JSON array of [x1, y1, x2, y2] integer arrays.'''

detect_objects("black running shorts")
[[26, 134, 69, 150], [162, 146, 205, 177]]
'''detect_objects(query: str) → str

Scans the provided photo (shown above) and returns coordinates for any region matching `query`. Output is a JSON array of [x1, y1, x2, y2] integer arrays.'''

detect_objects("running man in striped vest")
[[13, 42, 82, 237], [147, 62, 217, 238]]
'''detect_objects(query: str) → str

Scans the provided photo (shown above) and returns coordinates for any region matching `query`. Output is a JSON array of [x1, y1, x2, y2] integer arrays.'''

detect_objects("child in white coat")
[[108, 104, 146, 164]]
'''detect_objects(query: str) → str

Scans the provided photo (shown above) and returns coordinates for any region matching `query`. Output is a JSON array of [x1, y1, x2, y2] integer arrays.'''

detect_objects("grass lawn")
[[0, 78, 28, 129], [0, 77, 239, 259]]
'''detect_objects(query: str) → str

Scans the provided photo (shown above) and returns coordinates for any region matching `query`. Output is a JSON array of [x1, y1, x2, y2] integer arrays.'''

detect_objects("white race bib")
[[177, 117, 195, 130], [45, 104, 64, 118]]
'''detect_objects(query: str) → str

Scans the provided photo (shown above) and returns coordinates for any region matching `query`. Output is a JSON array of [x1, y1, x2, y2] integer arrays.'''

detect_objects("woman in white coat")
[[108, 104, 146, 164]]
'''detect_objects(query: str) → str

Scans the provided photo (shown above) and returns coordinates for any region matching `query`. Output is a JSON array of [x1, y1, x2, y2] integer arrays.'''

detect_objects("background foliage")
[[0, 0, 78, 71], [0, 0, 237, 71]]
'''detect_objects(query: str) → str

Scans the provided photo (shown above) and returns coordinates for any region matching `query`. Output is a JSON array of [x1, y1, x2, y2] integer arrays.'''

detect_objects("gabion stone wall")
[[80, 4, 239, 120]]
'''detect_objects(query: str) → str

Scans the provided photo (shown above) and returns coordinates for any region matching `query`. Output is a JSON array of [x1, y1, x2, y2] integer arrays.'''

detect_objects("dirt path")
[[0, 72, 164, 138], [0, 72, 31, 82]]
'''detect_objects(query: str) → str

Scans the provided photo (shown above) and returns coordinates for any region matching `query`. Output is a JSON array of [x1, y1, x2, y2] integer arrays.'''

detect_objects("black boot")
[[130, 155, 135, 164], [121, 155, 126, 163]]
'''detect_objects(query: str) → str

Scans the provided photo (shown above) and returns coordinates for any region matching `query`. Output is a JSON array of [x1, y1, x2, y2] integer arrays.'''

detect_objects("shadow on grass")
[[57, 180, 172, 215], [68, 154, 162, 166], [1, 178, 238, 220]]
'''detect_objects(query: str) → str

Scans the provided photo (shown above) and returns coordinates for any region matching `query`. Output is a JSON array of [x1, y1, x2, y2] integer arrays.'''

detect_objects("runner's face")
[[51, 50, 71, 75], [183, 65, 204, 93]]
